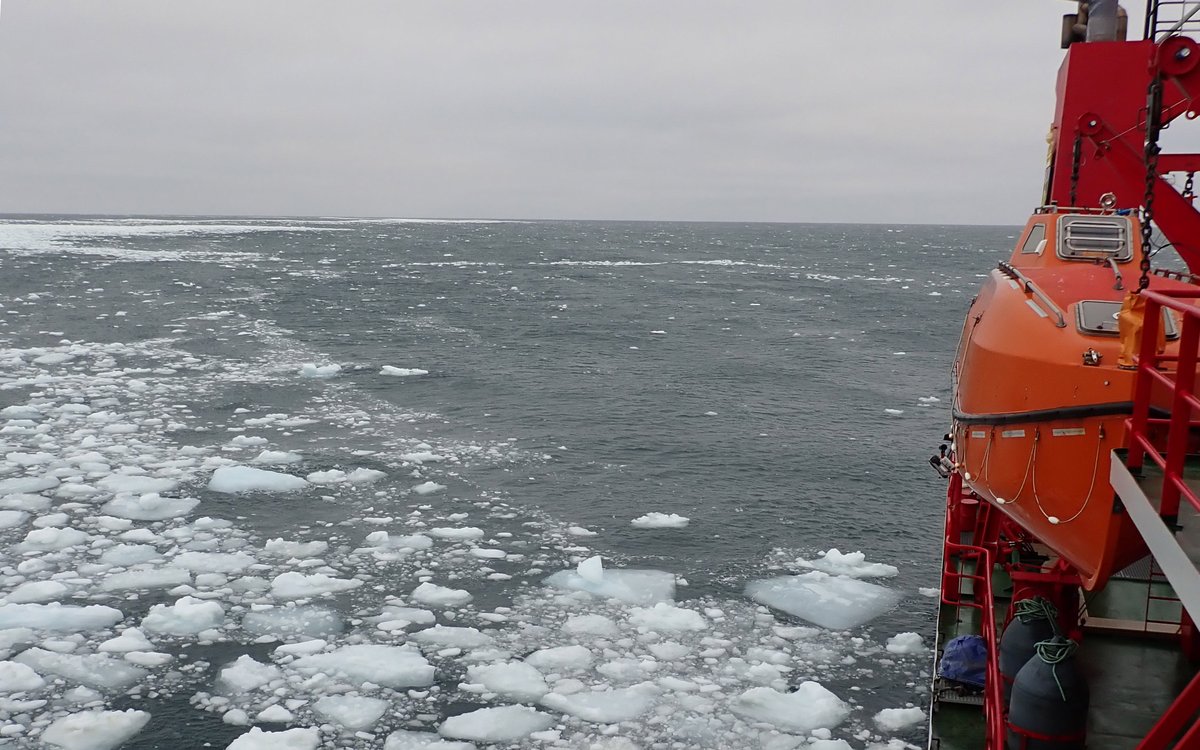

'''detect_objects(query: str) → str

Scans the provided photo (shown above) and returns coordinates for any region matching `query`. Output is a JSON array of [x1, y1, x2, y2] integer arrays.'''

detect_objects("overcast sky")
[[0, 2, 1177, 224]]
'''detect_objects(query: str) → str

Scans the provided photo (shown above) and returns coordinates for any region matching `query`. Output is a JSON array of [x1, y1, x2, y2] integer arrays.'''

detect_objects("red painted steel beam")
[[1137, 668, 1200, 749]]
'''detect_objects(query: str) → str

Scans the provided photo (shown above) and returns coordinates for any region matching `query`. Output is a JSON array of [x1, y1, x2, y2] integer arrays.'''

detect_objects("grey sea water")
[[0, 217, 1016, 749]]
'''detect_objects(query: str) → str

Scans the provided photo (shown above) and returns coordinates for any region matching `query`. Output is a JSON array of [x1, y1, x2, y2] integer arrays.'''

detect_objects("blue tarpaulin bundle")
[[939, 634, 988, 687]]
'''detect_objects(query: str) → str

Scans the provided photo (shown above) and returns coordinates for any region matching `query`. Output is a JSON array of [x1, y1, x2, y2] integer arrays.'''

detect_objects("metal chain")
[[1070, 132, 1083, 207], [1186, 171, 1195, 199], [1140, 75, 1164, 292]]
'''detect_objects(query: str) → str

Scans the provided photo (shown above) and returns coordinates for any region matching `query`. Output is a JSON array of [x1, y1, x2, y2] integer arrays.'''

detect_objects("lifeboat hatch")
[[1075, 300, 1180, 338]]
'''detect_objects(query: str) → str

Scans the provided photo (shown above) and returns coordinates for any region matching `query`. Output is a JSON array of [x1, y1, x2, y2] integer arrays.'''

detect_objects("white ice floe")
[[208, 466, 308, 493], [874, 706, 927, 731], [262, 538, 328, 557], [172, 551, 257, 574], [745, 571, 901, 629], [0, 603, 123, 631], [410, 582, 473, 607], [0, 659, 46, 691], [465, 661, 549, 701], [14, 648, 147, 690], [298, 363, 341, 378], [98, 628, 155, 653], [796, 549, 900, 579], [270, 572, 363, 598], [544, 557, 675, 605], [411, 625, 494, 649], [731, 682, 850, 732], [251, 450, 302, 465], [542, 682, 661, 723], [412, 481, 446, 495], [290, 644, 435, 688], [40, 709, 151, 750], [628, 602, 708, 632], [141, 596, 225, 635], [884, 408, 904, 416], [525, 644, 594, 671], [241, 607, 343, 638], [100, 567, 191, 593], [3, 580, 69, 603], [382, 366, 429, 377], [227, 727, 320, 750], [385, 729, 476, 749], [885, 632, 926, 655], [313, 695, 390, 730], [218, 655, 283, 694], [428, 526, 484, 540], [438, 705, 555, 742], [630, 512, 690, 529]]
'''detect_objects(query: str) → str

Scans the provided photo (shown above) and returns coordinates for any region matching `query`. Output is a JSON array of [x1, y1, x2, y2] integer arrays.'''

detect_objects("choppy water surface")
[[0, 217, 1015, 749]]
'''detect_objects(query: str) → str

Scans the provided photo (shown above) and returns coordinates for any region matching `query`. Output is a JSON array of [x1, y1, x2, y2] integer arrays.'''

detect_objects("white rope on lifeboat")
[[1030, 425, 1105, 526]]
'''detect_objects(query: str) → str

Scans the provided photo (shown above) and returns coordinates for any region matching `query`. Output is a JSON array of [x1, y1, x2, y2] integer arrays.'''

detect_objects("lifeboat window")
[[1057, 216, 1132, 261], [1075, 300, 1179, 339], [1020, 224, 1047, 255]]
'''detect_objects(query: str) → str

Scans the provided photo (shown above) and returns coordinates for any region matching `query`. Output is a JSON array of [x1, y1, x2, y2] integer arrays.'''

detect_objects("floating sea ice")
[[438, 705, 556, 742], [4, 580, 69, 603], [400, 451, 445, 464], [744, 571, 901, 629], [466, 661, 549, 701], [313, 695, 390, 730], [347, 467, 386, 483], [218, 655, 283, 693], [298, 363, 341, 378], [381, 366, 429, 377], [796, 549, 899, 579], [730, 682, 850, 732], [290, 644, 435, 688], [262, 538, 329, 557], [306, 469, 346, 484], [541, 682, 661, 723], [207, 466, 309, 494], [229, 435, 268, 447], [544, 560, 676, 605], [98, 544, 161, 567], [18, 526, 91, 552], [227, 727, 320, 750], [141, 596, 225, 635], [0, 493, 50, 511], [96, 474, 178, 495], [628, 602, 708, 632], [255, 705, 293, 723], [410, 582, 473, 607], [919, 587, 941, 598], [874, 706, 927, 731], [0, 603, 123, 631], [884, 408, 904, 416], [0, 475, 58, 494], [252, 450, 302, 465], [270, 572, 363, 599], [98, 628, 155, 653], [241, 607, 344, 639], [100, 567, 191, 593], [630, 512, 690, 529], [384, 729, 476, 750], [567, 526, 597, 537], [525, 645, 594, 672], [14, 648, 147, 690], [0, 659, 46, 691], [40, 709, 150, 750], [885, 632, 926, 655], [0, 510, 29, 528], [100, 492, 200, 521], [428, 527, 484, 540], [918, 396, 941, 404], [172, 551, 257, 574], [562, 614, 619, 637], [411, 626, 494, 649], [412, 481, 446, 496]]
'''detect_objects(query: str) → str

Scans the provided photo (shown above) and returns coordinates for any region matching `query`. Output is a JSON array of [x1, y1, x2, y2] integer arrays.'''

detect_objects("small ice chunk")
[[208, 466, 308, 494], [874, 706, 927, 732], [0, 603, 123, 632], [885, 632, 926, 655], [313, 695, 390, 730], [98, 628, 154, 653], [262, 538, 329, 557], [290, 644, 434, 688], [567, 526, 596, 537], [0, 510, 29, 528], [227, 727, 320, 750], [252, 450, 302, 465], [306, 469, 346, 484], [628, 602, 707, 632], [577, 555, 604, 583], [381, 366, 428, 377], [242, 607, 343, 638], [744, 572, 901, 629], [172, 551, 257, 573], [141, 596, 225, 635], [19, 527, 91, 551], [428, 527, 484, 540], [0, 659, 46, 691], [544, 567, 676, 605], [410, 582, 472, 607], [270, 572, 362, 598], [731, 682, 850, 732], [562, 614, 619, 637], [4, 580, 69, 603], [525, 645, 594, 671], [218, 655, 283, 693], [101, 493, 200, 520], [541, 682, 660, 723], [14, 648, 146, 690], [412, 481, 446, 495], [0, 475, 58, 494], [630, 512, 690, 529], [466, 662, 549, 701], [98, 544, 161, 567], [255, 704, 293, 723], [230, 435, 268, 447], [411, 626, 494, 649], [299, 363, 341, 378], [97, 474, 178, 495], [438, 706, 555, 742], [41, 709, 150, 750], [797, 549, 899, 579], [884, 408, 904, 416], [100, 567, 191, 592], [347, 467, 386, 483]]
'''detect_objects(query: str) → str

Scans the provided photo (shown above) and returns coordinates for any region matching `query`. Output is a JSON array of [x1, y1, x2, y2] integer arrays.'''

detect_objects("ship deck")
[[930, 453, 1200, 749]]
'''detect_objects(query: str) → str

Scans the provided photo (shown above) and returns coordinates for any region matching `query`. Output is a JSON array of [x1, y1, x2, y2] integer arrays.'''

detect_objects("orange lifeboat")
[[951, 208, 1191, 589]]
